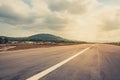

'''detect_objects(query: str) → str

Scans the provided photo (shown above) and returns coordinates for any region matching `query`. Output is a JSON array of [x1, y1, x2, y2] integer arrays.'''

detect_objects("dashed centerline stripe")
[[26, 46, 92, 80]]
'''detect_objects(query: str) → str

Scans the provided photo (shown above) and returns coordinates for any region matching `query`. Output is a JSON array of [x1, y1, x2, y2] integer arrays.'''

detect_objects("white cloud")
[[97, 5, 120, 31], [0, 0, 120, 42], [0, 0, 34, 25], [0, 0, 30, 17], [43, 0, 98, 14]]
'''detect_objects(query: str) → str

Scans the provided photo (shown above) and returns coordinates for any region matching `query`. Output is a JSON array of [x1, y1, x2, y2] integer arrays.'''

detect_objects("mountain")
[[0, 36, 8, 44], [0, 34, 86, 43], [0, 34, 68, 42], [28, 34, 67, 42]]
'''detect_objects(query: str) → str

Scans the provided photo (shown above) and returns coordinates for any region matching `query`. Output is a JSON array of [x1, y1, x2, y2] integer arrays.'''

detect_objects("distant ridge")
[[29, 34, 63, 39], [0, 34, 69, 43], [28, 34, 67, 42], [0, 33, 87, 44]]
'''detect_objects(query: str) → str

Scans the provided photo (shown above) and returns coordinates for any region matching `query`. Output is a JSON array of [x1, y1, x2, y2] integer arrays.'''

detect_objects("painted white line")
[[26, 46, 91, 80]]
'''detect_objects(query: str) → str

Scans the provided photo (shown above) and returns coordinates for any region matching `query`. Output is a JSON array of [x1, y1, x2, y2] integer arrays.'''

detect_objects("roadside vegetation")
[[0, 36, 9, 44], [0, 34, 87, 44], [0, 34, 88, 51], [105, 42, 120, 46]]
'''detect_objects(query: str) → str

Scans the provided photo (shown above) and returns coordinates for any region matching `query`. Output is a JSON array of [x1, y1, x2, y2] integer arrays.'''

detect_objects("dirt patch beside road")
[[0, 43, 79, 52]]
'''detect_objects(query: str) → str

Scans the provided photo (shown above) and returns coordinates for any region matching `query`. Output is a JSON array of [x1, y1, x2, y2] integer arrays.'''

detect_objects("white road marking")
[[26, 46, 92, 80]]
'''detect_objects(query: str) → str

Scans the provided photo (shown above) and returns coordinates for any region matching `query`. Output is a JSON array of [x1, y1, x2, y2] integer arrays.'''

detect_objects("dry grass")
[[0, 43, 78, 51]]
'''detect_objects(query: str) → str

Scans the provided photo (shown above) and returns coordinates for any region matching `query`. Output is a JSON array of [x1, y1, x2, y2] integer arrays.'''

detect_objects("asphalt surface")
[[0, 44, 120, 80]]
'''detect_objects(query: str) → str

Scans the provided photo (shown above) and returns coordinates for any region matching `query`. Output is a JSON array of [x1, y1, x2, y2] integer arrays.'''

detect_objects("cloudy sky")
[[0, 0, 120, 42]]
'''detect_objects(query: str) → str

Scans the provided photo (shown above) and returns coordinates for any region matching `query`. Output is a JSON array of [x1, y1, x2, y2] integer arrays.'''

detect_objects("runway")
[[0, 44, 120, 80]]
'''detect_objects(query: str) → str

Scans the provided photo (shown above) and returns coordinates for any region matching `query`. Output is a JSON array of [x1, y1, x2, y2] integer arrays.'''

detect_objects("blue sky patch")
[[23, 0, 32, 8]]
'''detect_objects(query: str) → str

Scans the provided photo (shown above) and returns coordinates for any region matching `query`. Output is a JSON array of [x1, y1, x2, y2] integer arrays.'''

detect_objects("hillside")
[[0, 34, 69, 43], [28, 34, 66, 42], [0, 34, 86, 44]]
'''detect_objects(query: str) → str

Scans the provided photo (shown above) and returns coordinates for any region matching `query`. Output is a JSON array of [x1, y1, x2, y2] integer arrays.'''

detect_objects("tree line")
[[0, 36, 87, 44], [0, 37, 8, 44]]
